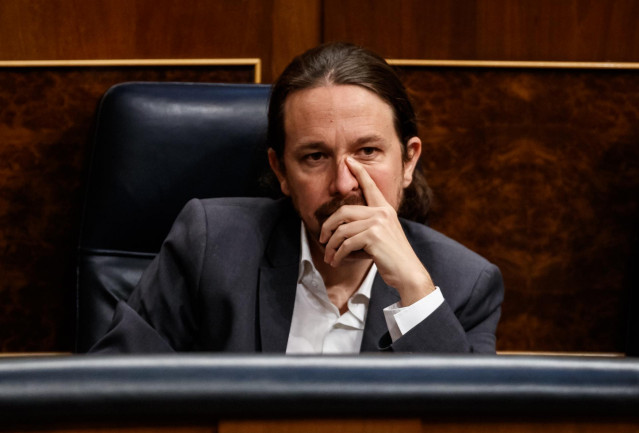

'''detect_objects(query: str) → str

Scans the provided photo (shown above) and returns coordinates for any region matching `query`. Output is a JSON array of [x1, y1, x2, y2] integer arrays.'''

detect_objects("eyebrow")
[[293, 134, 386, 153], [353, 134, 385, 146], [294, 141, 327, 153]]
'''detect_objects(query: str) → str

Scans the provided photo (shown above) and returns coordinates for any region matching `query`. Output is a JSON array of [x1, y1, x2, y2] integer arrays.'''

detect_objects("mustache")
[[314, 193, 366, 229]]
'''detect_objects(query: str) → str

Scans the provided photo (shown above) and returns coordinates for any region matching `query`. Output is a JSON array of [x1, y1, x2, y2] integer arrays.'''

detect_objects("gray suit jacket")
[[91, 197, 504, 353]]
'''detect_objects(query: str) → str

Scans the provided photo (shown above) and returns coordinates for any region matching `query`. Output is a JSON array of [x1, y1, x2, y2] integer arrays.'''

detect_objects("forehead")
[[282, 84, 397, 143]]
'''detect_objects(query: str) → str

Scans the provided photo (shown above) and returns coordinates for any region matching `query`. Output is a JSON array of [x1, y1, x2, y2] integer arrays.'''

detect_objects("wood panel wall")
[[0, 0, 637, 352], [323, 0, 639, 62], [0, 0, 322, 82], [2, 1, 637, 77], [396, 64, 639, 352]]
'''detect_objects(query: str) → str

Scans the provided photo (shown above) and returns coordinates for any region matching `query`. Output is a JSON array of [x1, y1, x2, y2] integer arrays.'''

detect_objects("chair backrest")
[[76, 82, 272, 352]]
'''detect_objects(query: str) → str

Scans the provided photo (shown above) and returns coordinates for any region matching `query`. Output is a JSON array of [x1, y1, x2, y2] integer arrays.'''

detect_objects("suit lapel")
[[258, 204, 300, 353], [360, 273, 400, 352]]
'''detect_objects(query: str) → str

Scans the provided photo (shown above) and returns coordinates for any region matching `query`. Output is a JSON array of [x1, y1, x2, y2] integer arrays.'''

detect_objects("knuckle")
[[372, 213, 385, 226], [370, 225, 382, 239], [380, 206, 394, 218]]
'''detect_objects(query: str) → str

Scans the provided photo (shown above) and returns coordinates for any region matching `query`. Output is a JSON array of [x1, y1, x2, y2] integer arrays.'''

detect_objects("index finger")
[[345, 156, 388, 207]]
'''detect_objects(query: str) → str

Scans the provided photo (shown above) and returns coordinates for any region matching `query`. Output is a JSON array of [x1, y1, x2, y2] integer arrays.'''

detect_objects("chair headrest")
[[80, 82, 272, 254]]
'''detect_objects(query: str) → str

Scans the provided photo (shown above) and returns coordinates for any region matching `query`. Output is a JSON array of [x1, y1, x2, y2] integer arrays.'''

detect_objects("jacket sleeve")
[[381, 263, 504, 354], [89, 199, 207, 353]]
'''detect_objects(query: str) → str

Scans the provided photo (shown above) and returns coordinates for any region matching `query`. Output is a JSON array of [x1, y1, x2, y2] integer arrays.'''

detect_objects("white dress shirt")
[[286, 223, 444, 354]]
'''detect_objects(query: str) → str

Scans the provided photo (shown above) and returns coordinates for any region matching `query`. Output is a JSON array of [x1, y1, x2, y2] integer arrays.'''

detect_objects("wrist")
[[397, 268, 436, 307]]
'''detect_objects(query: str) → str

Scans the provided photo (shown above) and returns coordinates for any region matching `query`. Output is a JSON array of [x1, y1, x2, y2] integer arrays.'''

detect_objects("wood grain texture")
[[5, 429, 215, 433], [0, 0, 272, 59], [271, 0, 322, 80], [2, 420, 638, 433], [324, 0, 639, 62], [421, 420, 639, 433], [220, 419, 422, 433], [398, 65, 639, 351], [0, 0, 322, 82], [0, 65, 255, 351]]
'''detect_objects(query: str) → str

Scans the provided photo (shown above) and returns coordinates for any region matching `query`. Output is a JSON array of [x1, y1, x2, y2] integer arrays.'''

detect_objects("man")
[[91, 42, 504, 354]]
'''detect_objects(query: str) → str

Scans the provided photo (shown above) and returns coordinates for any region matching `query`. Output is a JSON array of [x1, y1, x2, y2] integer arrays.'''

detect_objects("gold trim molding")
[[388, 59, 639, 70], [0, 58, 262, 83]]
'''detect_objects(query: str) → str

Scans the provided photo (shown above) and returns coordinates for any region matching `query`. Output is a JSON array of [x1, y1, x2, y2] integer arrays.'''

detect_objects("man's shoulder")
[[198, 196, 284, 212], [185, 197, 291, 231], [401, 219, 503, 311], [400, 218, 492, 272]]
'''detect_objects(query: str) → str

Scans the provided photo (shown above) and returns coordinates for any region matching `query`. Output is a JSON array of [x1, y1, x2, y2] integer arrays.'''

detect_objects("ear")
[[402, 137, 422, 188], [268, 148, 290, 196]]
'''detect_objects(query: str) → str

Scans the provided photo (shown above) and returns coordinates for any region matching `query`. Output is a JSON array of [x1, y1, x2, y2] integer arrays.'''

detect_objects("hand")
[[319, 157, 436, 306]]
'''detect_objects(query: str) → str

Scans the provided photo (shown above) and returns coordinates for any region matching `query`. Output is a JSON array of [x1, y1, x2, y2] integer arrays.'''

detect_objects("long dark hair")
[[267, 42, 431, 223]]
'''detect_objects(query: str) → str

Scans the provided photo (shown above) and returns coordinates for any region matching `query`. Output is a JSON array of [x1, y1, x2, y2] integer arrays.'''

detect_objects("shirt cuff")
[[383, 287, 445, 343]]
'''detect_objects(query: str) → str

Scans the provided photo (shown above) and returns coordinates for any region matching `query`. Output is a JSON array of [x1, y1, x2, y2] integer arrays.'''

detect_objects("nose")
[[330, 157, 359, 196]]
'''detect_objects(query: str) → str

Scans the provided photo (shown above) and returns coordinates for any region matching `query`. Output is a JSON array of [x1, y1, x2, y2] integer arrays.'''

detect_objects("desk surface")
[[0, 354, 637, 428]]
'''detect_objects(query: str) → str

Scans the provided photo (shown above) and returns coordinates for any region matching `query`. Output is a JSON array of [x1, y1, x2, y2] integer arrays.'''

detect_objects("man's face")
[[268, 84, 421, 245]]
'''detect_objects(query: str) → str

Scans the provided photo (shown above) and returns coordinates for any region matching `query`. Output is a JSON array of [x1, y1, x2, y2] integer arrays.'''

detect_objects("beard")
[[313, 192, 367, 236]]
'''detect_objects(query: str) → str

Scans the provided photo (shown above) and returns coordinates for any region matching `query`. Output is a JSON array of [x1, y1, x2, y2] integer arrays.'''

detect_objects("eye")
[[358, 147, 378, 158], [303, 152, 326, 162]]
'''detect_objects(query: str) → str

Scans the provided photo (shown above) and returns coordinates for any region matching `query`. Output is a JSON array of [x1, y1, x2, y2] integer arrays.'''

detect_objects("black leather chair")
[[75, 82, 272, 352]]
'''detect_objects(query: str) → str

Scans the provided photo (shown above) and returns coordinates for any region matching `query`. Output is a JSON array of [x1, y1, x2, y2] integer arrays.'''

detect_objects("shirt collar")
[[299, 223, 313, 270]]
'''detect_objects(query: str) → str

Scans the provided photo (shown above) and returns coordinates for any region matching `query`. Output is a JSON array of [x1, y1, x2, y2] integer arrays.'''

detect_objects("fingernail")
[[346, 156, 355, 164]]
